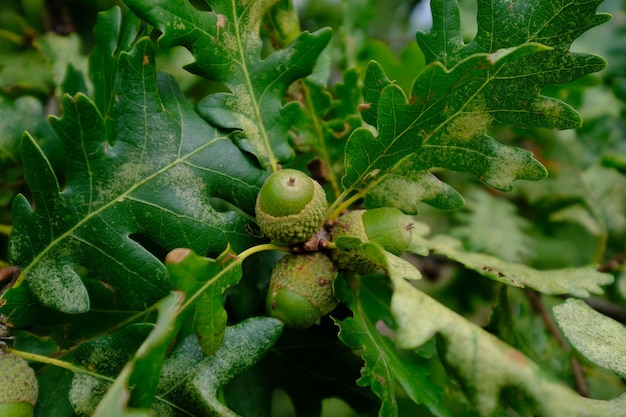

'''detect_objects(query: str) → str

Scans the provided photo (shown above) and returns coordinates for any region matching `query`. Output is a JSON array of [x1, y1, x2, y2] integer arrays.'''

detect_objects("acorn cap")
[[256, 169, 328, 244], [0, 351, 38, 414], [266, 252, 339, 329]]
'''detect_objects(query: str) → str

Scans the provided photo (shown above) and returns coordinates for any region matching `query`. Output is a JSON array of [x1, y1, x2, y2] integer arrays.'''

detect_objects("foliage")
[[0, 0, 625, 416]]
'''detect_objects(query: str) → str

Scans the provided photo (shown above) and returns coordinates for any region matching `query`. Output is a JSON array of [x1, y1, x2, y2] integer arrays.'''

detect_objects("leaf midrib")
[[231, 0, 278, 172], [22, 136, 229, 278]]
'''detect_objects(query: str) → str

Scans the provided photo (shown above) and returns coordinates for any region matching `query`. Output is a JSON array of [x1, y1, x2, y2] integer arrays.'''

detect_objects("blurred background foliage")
[[1, 0, 625, 415]]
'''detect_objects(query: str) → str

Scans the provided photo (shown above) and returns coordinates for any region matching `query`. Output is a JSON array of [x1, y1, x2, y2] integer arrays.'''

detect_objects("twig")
[[596, 249, 626, 273], [581, 296, 626, 326], [526, 290, 590, 397]]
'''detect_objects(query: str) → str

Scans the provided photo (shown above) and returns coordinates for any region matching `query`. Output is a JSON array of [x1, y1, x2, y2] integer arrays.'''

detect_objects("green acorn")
[[0, 351, 38, 417], [266, 252, 339, 329], [331, 207, 413, 273], [255, 169, 327, 245]]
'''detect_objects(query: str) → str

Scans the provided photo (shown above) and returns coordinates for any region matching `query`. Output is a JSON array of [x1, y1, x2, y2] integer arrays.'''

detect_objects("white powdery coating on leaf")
[[445, 111, 492, 143], [69, 374, 109, 417], [157, 334, 204, 394], [26, 255, 90, 313], [485, 145, 532, 189], [92, 161, 137, 209], [157, 164, 222, 225]]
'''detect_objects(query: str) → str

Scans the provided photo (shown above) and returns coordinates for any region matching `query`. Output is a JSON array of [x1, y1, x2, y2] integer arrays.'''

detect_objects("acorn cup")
[[0, 351, 38, 417], [330, 207, 413, 273], [266, 252, 339, 329], [255, 169, 328, 245]]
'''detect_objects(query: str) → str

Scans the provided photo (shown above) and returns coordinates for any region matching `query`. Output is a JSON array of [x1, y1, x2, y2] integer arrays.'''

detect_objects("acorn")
[[331, 207, 413, 273], [0, 351, 38, 417], [255, 169, 327, 245], [266, 252, 339, 329]]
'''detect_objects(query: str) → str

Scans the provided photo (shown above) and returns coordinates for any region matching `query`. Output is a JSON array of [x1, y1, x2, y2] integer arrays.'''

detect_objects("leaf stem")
[[236, 242, 290, 261], [0, 28, 24, 45], [8, 348, 115, 383], [0, 224, 11, 237], [327, 189, 365, 221], [180, 243, 289, 312], [526, 290, 590, 397], [300, 81, 342, 198]]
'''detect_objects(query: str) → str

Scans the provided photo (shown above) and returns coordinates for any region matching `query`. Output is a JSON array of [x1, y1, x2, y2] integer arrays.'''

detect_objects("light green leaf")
[[0, 96, 57, 165], [124, 0, 332, 170], [553, 298, 626, 378], [382, 251, 422, 281], [390, 275, 626, 417], [451, 187, 533, 262], [165, 247, 243, 356], [365, 167, 464, 213], [35, 33, 89, 96], [416, 234, 613, 297], [334, 236, 421, 280]]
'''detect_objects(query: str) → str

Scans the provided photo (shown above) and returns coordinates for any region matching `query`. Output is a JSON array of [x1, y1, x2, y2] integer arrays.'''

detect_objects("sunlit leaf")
[[413, 234, 613, 297], [553, 298, 626, 378], [390, 275, 626, 417]]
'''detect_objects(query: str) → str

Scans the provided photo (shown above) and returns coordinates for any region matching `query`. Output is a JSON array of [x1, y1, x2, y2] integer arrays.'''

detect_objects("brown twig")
[[596, 249, 626, 273], [526, 290, 590, 397]]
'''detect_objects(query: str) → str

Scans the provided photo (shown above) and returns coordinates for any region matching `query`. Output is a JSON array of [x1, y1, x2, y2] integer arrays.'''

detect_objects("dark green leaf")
[[94, 291, 185, 415], [339, 0, 609, 214], [344, 45, 549, 199], [68, 292, 184, 416], [8, 10, 266, 313], [124, 0, 332, 170], [73, 324, 153, 377], [335, 274, 450, 417], [35, 367, 76, 417], [156, 317, 283, 416], [267, 319, 378, 417]]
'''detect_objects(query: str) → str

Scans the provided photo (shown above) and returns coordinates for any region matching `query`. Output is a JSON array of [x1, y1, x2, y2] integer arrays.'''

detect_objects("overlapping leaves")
[[69, 288, 282, 416], [334, 274, 449, 417], [7, 7, 266, 314], [340, 0, 608, 213], [124, 0, 332, 171], [390, 276, 626, 417]]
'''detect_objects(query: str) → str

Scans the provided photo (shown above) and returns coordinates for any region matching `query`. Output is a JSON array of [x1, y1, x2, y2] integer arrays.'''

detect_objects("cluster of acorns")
[[256, 169, 413, 329]]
